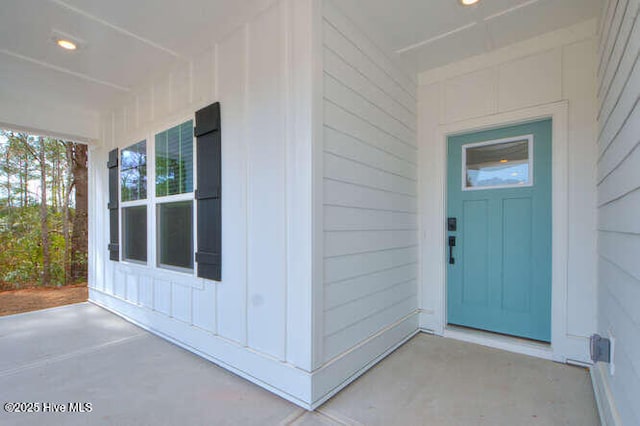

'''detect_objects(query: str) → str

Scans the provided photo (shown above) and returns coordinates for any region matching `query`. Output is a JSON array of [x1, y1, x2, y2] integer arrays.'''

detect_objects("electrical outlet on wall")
[[608, 328, 615, 375]]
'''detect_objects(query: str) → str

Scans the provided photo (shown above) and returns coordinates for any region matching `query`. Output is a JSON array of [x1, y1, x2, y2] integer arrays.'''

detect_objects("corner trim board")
[[590, 362, 622, 426]]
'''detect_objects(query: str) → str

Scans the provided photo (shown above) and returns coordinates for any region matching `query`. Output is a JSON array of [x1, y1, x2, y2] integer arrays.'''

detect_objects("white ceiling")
[[0, 0, 275, 115], [0, 0, 603, 120], [337, 0, 603, 73]]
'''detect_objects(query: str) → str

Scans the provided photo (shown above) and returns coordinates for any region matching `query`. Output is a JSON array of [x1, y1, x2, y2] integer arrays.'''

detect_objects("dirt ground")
[[0, 283, 88, 316]]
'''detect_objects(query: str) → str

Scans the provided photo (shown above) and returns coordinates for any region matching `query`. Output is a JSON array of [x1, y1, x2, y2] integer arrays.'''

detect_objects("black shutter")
[[194, 102, 221, 280], [107, 148, 119, 261]]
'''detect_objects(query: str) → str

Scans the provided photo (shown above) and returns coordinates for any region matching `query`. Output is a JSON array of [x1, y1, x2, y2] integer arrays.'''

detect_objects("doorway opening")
[[0, 129, 89, 316]]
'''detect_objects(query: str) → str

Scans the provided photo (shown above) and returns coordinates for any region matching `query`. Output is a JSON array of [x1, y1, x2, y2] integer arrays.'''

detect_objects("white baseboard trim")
[[311, 311, 420, 409], [590, 362, 622, 426], [89, 289, 314, 409], [90, 289, 423, 411]]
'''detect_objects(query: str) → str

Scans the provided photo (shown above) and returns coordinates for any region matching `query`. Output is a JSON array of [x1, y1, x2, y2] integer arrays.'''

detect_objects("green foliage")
[[0, 130, 86, 289]]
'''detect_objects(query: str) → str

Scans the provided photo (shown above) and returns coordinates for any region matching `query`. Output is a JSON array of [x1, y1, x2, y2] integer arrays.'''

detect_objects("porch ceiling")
[[0, 0, 275, 115], [337, 0, 603, 72]]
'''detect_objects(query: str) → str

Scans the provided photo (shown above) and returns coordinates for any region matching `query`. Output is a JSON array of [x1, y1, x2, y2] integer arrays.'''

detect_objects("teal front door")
[[446, 119, 552, 342]]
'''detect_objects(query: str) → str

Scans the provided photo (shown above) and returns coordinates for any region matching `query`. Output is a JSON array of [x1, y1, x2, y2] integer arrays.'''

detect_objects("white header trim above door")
[[420, 100, 574, 363]]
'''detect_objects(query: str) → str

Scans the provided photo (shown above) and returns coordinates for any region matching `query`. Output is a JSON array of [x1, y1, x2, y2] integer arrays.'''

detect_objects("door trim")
[[420, 100, 571, 363]]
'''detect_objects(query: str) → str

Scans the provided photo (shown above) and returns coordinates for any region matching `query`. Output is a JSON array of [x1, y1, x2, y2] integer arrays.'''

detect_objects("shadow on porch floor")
[[0, 303, 598, 425]]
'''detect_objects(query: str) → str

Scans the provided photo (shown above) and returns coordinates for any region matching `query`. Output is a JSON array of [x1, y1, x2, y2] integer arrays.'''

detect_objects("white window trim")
[[461, 134, 534, 191]]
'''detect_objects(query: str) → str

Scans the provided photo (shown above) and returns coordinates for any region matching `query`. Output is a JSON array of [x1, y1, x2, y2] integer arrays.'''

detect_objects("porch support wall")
[[89, 0, 319, 408]]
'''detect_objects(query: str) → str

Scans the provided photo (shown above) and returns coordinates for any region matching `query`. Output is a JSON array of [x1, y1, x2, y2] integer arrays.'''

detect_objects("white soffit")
[[0, 0, 275, 114], [338, 0, 603, 73]]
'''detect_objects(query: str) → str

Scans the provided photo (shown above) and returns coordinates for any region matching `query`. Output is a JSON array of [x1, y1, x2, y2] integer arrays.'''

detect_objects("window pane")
[[156, 120, 193, 197], [122, 206, 147, 262], [465, 139, 530, 189], [157, 201, 193, 269], [121, 140, 147, 201]]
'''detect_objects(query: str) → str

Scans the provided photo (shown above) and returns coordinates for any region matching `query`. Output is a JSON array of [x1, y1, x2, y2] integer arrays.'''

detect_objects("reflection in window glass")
[[122, 206, 147, 262], [157, 201, 193, 270], [120, 140, 147, 201], [156, 121, 193, 197], [465, 139, 530, 189]]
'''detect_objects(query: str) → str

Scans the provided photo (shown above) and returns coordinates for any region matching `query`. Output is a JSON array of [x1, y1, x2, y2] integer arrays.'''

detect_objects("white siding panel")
[[321, 1, 417, 362], [324, 127, 416, 180], [598, 96, 640, 183], [323, 296, 417, 361], [125, 274, 138, 304], [599, 231, 640, 281], [215, 28, 248, 346], [324, 279, 416, 335], [113, 108, 125, 145], [113, 268, 125, 299], [325, 230, 417, 258], [152, 73, 171, 120], [324, 47, 416, 131], [325, 263, 417, 310], [597, 4, 640, 421], [324, 246, 419, 284], [192, 284, 216, 332], [324, 74, 415, 147], [598, 11, 640, 126], [324, 101, 417, 164], [324, 152, 416, 196], [322, 21, 416, 114], [498, 49, 562, 112], [443, 68, 497, 123], [599, 188, 640, 234], [322, 3, 416, 103], [598, 54, 640, 157], [153, 279, 171, 316], [192, 47, 215, 106], [171, 283, 192, 324], [137, 87, 153, 126], [599, 258, 640, 339], [324, 205, 417, 232], [139, 276, 153, 309], [246, 4, 286, 360], [170, 61, 191, 113], [324, 179, 417, 213], [598, 137, 640, 205], [598, 0, 640, 102]]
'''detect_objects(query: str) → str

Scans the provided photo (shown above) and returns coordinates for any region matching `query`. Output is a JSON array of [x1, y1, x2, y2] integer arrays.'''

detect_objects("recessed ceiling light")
[[56, 39, 77, 50], [460, 0, 480, 5]]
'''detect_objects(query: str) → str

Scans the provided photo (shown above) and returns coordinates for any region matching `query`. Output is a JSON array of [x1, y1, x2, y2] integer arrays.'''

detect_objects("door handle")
[[448, 236, 456, 265]]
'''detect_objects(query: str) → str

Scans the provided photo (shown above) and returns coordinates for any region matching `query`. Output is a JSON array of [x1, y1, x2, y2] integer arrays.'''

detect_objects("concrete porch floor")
[[0, 303, 599, 425]]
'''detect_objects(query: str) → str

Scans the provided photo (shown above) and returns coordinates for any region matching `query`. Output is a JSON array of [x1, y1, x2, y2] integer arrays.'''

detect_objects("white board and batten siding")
[[315, 0, 419, 401], [418, 19, 599, 363], [89, 0, 317, 408], [594, 0, 640, 424]]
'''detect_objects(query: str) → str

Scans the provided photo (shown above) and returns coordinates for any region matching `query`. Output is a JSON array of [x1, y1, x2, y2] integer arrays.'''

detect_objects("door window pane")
[[122, 206, 147, 262], [121, 140, 147, 201], [156, 121, 193, 197], [157, 201, 193, 270], [464, 138, 531, 189]]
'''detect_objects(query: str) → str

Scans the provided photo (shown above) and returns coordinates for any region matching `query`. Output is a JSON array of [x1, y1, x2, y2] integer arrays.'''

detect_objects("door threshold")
[[442, 325, 553, 361]]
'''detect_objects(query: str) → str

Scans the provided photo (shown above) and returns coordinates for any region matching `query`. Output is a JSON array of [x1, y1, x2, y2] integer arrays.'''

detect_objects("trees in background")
[[0, 130, 88, 289]]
